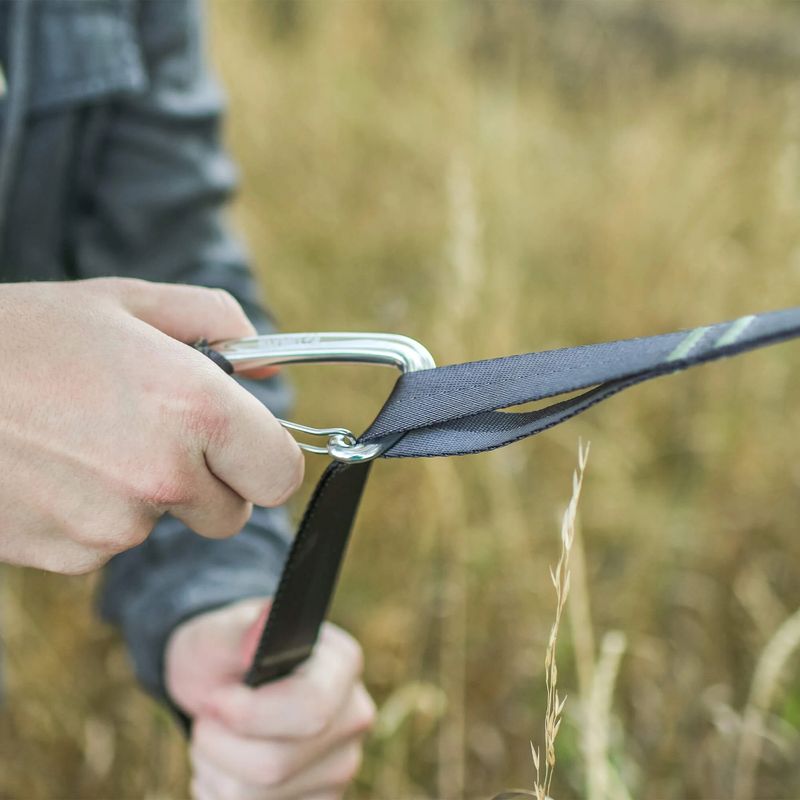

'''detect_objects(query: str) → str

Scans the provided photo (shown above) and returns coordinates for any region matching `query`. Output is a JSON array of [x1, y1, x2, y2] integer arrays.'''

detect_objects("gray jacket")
[[0, 0, 292, 705]]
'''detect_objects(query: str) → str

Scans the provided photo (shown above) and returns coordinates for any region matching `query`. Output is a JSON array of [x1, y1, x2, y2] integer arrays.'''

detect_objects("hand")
[[166, 599, 376, 800], [0, 278, 303, 574]]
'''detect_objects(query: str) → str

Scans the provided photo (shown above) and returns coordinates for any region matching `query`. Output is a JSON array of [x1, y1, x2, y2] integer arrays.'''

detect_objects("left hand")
[[165, 598, 375, 800]]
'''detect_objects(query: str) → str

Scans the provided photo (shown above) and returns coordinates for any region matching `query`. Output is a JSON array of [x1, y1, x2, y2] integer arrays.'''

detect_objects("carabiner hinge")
[[212, 332, 436, 463]]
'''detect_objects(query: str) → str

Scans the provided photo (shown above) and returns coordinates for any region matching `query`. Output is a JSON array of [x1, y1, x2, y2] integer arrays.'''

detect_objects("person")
[[0, 1, 374, 798]]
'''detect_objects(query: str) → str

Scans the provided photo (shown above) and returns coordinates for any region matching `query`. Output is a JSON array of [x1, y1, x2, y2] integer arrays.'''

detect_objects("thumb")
[[91, 277, 258, 342], [166, 599, 270, 715]]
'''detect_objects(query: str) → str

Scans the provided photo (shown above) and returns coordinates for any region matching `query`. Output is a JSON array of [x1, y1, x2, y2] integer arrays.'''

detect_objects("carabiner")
[[211, 332, 436, 463]]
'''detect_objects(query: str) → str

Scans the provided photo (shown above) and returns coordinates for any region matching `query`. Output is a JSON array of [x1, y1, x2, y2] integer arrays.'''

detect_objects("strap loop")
[[363, 308, 800, 458], [243, 306, 800, 686]]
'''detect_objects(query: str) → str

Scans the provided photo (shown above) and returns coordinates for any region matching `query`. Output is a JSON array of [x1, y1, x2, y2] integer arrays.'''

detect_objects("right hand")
[[165, 600, 375, 800], [0, 278, 303, 575]]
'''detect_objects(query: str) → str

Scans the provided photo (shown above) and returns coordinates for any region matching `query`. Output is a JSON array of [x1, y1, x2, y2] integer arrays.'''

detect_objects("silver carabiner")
[[212, 332, 436, 463]]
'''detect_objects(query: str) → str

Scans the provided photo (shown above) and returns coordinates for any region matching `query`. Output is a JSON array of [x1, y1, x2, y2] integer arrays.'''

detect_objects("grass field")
[[4, 1, 800, 798]]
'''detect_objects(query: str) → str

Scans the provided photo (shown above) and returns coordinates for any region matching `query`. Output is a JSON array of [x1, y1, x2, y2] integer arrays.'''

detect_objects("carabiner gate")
[[211, 332, 436, 463]]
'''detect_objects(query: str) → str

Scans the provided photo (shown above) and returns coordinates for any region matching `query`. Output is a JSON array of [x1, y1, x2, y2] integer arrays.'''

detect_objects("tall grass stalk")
[[435, 152, 484, 800], [733, 604, 800, 800], [585, 631, 627, 800], [532, 440, 590, 800], [566, 518, 595, 726], [564, 472, 628, 800]]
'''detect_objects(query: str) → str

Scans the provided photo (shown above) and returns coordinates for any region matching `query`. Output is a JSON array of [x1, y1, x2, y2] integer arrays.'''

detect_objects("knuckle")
[[333, 744, 364, 787], [215, 501, 252, 539], [298, 691, 335, 738], [211, 287, 239, 312], [119, 523, 151, 550], [58, 550, 108, 576], [353, 688, 377, 734], [116, 517, 152, 549], [255, 755, 292, 788], [65, 520, 106, 550], [181, 386, 232, 448], [217, 697, 252, 735], [69, 513, 151, 553], [78, 275, 123, 293], [106, 276, 143, 294], [208, 288, 251, 332], [136, 462, 194, 508], [298, 711, 328, 739], [82, 276, 145, 306]]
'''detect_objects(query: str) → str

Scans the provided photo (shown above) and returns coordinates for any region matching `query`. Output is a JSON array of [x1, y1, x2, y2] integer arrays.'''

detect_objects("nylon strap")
[[244, 306, 800, 686]]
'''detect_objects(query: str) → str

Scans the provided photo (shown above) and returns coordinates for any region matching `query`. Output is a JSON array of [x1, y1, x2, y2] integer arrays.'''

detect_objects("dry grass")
[[5, 1, 800, 798], [532, 441, 589, 800], [733, 605, 800, 800], [583, 631, 628, 800]]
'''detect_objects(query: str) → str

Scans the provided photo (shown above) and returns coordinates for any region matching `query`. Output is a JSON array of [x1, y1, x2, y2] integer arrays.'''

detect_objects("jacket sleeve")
[[75, 0, 294, 704]]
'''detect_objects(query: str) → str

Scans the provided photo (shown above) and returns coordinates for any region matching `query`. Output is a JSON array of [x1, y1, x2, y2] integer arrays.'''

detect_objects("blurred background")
[[4, 0, 800, 797]]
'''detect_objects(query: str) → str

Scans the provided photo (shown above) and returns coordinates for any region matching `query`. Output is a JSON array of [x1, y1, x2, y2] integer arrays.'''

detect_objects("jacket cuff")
[[98, 505, 291, 709]]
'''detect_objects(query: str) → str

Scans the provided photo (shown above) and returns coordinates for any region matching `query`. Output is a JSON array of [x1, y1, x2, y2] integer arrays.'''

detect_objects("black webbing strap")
[[242, 307, 800, 686], [245, 461, 371, 685]]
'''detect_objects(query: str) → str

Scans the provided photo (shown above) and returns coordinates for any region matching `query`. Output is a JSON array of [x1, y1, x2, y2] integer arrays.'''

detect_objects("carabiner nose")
[[211, 332, 436, 463]]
